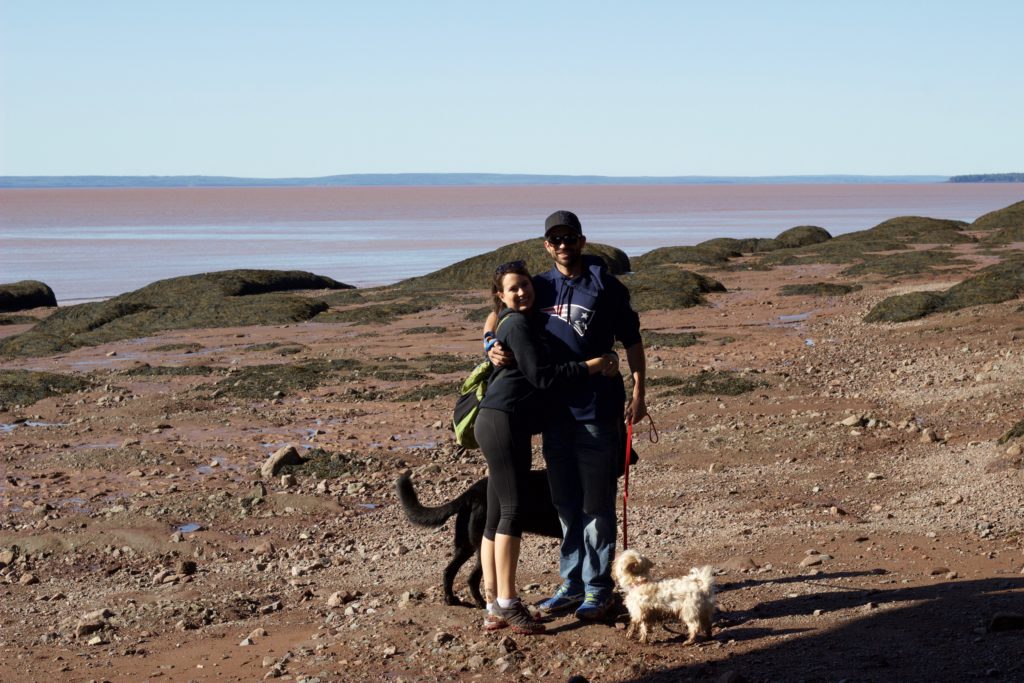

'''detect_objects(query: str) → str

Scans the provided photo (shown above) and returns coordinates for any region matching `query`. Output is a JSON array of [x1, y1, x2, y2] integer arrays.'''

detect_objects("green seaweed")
[[121, 364, 215, 377], [393, 382, 455, 402], [975, 200, 1024, 245], [642, 331, 702, 347], [778, 283, 863, 296], [621, 267, 725, 312], [398, 238, 630, 291], [658, 370, 766, 396], [841, 250, 970, 278], [631, 245, 732, 269], [402, 326, 448, 335], [774, 225, 832, 249], [1, 270, 349, 358], [0, 369, 91, 406], [998, 419, 1024, 445], [314, 301, 437, 325], [0, 280, 57, 313]]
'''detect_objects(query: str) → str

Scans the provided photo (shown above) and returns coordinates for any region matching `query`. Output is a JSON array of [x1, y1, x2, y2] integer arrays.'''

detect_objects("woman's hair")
[[491, 260, 531, 313]]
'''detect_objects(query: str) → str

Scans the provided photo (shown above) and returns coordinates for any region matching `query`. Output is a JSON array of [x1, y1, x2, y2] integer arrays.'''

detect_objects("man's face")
[[544, 229, 586, 270]]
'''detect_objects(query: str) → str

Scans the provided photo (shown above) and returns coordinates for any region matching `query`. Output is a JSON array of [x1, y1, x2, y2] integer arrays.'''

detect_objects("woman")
[[476, 260, 618, 634]]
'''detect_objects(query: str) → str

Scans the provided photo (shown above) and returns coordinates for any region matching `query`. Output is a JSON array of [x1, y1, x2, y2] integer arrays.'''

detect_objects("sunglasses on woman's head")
[[494, 260, 526, 276], [546, 234, 580, 247]]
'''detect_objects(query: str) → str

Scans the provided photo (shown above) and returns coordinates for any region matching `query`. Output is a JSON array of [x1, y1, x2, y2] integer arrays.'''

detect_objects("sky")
[[2, 1, 1022, 177]]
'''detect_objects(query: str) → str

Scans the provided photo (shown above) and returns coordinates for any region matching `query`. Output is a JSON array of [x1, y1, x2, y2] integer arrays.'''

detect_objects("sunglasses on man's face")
[[546, 234, 580, 247]]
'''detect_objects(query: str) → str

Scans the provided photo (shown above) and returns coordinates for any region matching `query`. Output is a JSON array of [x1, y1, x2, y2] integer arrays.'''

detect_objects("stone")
[[240, 637, 254, 646], [249, 627, 268, 639], [261, 446, 302, 480], [1006, 443, 1022, 457], [177, 560, 197, 576], [867, 472, 883, 480], [0, 549, 16, 566], [719, 556, 759, 573], [88, 635, 107, 645], [840, 415, 863, 427], [433, 631, 455, 645], [255, 540, 275, 555], [281, 474, 297, 488], [76, 621, 105, 638], [920, 428, 940, 443], [989, 612, 1024, 632], [19, 573, 39, 585]]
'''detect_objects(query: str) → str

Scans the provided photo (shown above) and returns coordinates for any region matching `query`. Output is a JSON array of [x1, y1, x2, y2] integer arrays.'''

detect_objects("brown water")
[[2, 184, 1021, 302]]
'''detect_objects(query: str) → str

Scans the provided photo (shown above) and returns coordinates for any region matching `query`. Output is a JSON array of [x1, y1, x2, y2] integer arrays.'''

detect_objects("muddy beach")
[[1, 204, 1024, 682]]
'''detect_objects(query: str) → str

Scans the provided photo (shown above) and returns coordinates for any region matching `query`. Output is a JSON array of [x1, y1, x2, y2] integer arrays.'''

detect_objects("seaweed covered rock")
[[863, 291, 945, 323], [775, 225, 832, 249], [977, 200, 1024, 245], [631, 245, 733, 269], [620, 266, 725, 312], [779, 283, 862, 297], [702, 236, 783, 254], [0, 369, 91, 406], [0, 280, 57, 312], [399, 238, 629, 291], [841, 250, 971, 277], [865, 256, 1024, 322], [866, 216, 973, 244], [1, 270, 351, 357], [762, 216, 972, 267]]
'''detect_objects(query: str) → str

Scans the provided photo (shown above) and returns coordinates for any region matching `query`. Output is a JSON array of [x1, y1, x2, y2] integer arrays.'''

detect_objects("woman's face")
[[497, 272, 535, 312]]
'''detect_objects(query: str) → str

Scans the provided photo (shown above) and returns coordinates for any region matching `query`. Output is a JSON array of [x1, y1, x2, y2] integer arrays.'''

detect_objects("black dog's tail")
[[396, 471, 484, 527]]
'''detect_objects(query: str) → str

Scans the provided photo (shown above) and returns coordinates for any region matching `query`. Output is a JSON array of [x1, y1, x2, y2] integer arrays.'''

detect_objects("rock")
[[240, 637, 254, 646], [255, 540, 275, 555], [170, 531, 184, 543], [840, 415, 863, 427], [920, 428, 940, 443], [281, 474, 297, 488], [719, 556, 759, 573], [316, 480, 330, 494], [989, 612, 1024, 632], [81, 608, 113, 621], [177, 560, 197, 576], [867, 472, 883, 480], [1007, 443, 1023, 457], [153, 569, 174, 585], [498, 635, 518, 653], [19, 573, 39, 585], [0, 549, 16, 566], [87, 635, 107, 646], [259, 600, 282, 615], [75, 621, 105, 638], [249, 627, 268, 639], [433, 631, 455, 645], [261, 446, 302, 479]]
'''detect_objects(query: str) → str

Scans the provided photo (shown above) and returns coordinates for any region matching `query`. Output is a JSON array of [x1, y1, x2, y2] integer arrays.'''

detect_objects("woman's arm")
[[502, 315, 617, 389]]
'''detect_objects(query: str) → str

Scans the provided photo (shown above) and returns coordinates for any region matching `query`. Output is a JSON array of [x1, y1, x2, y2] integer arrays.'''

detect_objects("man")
[[486, 209, 646, 620]]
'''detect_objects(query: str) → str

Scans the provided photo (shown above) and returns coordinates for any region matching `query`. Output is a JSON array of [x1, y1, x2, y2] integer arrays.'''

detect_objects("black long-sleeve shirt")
[[479, 309, 588, 427]]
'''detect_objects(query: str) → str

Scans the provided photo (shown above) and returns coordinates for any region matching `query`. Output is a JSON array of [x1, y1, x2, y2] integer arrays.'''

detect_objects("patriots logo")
[[541, 303, 595, 337]]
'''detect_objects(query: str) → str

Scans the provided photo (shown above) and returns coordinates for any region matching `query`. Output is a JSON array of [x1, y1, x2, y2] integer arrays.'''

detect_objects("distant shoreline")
[[0, 172, 953, 189]]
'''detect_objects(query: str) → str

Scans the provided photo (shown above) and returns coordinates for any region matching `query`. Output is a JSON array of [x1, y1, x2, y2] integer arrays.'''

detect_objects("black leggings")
[[475, 407, 533, 540]]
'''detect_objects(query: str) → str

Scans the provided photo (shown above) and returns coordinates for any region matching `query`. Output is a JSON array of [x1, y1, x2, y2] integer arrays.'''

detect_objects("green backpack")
[[452, 360, 495, 450], [452, 315, 510, 449]]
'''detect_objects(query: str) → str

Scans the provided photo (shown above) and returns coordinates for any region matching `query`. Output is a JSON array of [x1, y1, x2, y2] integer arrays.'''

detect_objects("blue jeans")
[[542, 418, 620, 597]]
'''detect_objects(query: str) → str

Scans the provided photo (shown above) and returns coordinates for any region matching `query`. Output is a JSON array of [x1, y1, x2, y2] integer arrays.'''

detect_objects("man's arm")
[[624, 340, 647, 424]]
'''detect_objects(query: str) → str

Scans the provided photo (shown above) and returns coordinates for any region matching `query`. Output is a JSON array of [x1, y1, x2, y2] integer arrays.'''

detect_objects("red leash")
[[622, 420, 633, 550]]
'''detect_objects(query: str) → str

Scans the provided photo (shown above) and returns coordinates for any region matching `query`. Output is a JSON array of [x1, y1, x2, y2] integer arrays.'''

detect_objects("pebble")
[[867, 472, 883, 480], [19, 573, 39, 585], [261, 445, 302, 479]]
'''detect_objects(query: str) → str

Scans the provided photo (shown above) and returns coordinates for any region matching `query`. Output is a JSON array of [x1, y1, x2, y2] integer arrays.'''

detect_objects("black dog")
[[397, 470, 562, 608]]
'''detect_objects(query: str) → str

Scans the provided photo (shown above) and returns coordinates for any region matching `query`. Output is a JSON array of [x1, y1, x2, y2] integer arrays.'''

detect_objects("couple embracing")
[[475, 210, 647, 634]]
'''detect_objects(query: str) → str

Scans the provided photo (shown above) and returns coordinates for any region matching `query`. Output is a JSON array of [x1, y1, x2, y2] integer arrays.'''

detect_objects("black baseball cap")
[[544, 210, 583, 237]]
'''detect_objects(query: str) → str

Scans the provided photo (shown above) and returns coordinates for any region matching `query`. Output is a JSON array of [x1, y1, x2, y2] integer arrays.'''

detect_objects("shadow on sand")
[[613, 573, 1024, 682]]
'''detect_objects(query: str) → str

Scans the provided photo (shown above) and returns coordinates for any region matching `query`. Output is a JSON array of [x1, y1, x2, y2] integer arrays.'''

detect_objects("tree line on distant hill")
[[949, 173, 1024, 183]]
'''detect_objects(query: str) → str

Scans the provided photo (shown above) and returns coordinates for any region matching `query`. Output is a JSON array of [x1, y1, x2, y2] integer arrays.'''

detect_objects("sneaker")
[[491, 601, 546, 635], [482, 611, 507, 632], [574, 591, 611, 621], [536, 584, 584, 615]]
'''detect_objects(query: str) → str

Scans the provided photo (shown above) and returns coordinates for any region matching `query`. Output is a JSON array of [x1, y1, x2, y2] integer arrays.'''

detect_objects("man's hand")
[[487, 341, 516, 368], [625, 394, 647, 425]]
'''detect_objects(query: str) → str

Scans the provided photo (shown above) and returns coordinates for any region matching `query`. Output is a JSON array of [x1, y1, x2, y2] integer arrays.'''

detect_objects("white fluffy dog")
[[611, 549, 715, 644]]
